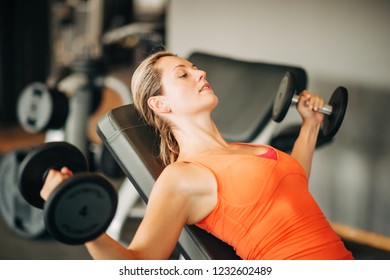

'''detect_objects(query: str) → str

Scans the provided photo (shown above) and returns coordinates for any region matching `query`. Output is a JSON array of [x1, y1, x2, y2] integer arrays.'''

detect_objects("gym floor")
[[1, 126, 390, 260]]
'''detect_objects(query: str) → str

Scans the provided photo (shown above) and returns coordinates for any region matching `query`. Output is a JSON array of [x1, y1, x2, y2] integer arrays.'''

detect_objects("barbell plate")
[[17, 82, 69, 133], [18, 142, 88, 209], [272, 71, 296, 122], [0, 148, 46, 239], [322, 87, 348, 137], [17, 82, 53, 134], [44, 174, 117, 245]]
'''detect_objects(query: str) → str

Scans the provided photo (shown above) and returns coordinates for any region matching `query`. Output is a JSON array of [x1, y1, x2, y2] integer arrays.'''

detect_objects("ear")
[[147, 96, 171, 114]]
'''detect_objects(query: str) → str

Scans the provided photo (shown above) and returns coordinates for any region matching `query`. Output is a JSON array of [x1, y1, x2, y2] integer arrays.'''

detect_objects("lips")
[[199, 82, 212, 92]]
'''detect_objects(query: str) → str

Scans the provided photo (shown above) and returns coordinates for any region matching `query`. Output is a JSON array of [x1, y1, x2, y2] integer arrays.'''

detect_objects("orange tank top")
[[180, 144, 353, 260]]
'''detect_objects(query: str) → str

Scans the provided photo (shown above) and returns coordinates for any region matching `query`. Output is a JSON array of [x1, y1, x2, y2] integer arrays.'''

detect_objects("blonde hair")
[[131, 51, 179, 166]]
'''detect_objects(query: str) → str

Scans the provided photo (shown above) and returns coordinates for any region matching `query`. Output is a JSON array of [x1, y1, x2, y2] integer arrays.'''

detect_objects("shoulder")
[[151, 161, 218, 225], [157, 161, 212, 188], [154, 161, 216, 198]]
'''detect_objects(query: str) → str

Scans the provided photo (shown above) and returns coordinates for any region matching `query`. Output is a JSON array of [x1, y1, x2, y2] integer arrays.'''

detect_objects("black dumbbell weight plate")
[[322, 87, 348, 138], [0, 148, 46, 239], [272, 72, 296, 122], [17, 82, 69, 133], [44, 174, 117, 245], [18, 142, 88, 209], [17, 82, 52, 133]]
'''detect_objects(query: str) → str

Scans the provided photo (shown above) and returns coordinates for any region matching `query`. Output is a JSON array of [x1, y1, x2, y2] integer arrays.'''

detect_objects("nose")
[[196, 69, 207, 81]]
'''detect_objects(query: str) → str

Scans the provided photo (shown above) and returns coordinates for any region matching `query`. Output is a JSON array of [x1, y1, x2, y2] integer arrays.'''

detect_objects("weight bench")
[[97, 52, 308, 259], [97, 103, 241, 259]]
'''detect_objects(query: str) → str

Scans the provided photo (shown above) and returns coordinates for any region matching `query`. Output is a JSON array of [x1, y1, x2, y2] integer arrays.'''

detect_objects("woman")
[[42, 51, 354, 260]]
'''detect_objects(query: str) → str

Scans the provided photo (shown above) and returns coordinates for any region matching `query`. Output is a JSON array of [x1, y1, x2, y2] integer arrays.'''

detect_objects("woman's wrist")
[[297, 119, 321, 149], [301, 118, 322, 133]]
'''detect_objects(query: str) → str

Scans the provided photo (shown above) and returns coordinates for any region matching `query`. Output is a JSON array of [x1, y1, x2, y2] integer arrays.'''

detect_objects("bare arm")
[[42, 161, 216, 260], [41, 164, 194, 259], [42, 168, 135, 258], [87, 162, 216, 259], [291, 90, 325, 178], [88, 164, 195, 259]]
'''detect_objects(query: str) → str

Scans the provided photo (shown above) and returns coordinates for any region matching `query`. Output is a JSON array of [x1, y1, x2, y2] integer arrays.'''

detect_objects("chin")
[[208, 96, 219, 111]]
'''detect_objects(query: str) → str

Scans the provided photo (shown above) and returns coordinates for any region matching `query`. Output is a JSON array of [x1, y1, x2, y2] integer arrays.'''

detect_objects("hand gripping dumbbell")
[[18, 142, 117, 245], [272, 71, 348, 138]]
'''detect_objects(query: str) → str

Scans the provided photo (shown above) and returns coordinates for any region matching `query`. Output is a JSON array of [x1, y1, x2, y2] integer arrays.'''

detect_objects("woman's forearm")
[[291, 120, 321, 178], [85, 234, 138, 260]]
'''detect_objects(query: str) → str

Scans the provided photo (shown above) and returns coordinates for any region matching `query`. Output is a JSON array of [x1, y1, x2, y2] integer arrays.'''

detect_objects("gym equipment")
[[270, 124, 332, 153], [98, 103, 241, 259], [16, 58, 132, 175], [17, 82, 69, 134], [18, 142, 117, 245], [272, 71, 348, 138], [0, 147, 46, 239], [16, 0, 134, 157], [89, 143, 124, 179]]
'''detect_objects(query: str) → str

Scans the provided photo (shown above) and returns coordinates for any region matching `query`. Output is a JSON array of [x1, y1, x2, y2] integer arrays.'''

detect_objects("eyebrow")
[[173, 63, 197, 72]]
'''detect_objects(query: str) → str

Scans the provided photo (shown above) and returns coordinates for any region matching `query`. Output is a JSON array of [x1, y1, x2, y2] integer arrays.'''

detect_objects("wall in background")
[[0, 1, 51, 126], [166, 0, 390, 236]]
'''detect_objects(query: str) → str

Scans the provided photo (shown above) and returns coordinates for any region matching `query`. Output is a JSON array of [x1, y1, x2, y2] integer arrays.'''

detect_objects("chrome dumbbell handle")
[[291, 96, 333, 115]]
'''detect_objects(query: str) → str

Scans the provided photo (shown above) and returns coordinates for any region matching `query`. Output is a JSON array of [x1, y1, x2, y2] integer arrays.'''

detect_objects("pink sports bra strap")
[[258, 146, 277, 160]]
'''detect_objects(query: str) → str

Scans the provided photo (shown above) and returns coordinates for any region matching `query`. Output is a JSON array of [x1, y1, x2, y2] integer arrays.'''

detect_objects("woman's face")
[[154, 56, 218, 116]]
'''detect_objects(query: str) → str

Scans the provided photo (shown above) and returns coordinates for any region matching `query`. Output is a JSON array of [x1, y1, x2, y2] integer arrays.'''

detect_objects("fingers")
[[296, 91, 325, 125], [299, 90, 325, 112], [40, 167, 73, 201], [60, 166, 73, 176]]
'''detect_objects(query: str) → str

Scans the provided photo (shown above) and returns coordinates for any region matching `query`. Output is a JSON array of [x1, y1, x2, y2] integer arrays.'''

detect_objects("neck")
[[171, 114, 229, 159]]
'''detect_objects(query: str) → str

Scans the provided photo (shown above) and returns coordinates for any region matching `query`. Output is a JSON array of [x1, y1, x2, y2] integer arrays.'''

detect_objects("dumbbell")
[[0, 147, 46, 239], [17, 82, 69, 134], [18, 142, 117, 245], [17, 62, 103, 134], [272, 71, 348, 138]]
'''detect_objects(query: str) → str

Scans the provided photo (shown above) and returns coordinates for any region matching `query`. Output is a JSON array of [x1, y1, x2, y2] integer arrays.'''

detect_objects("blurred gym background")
[[1, 0, 390, 259]]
